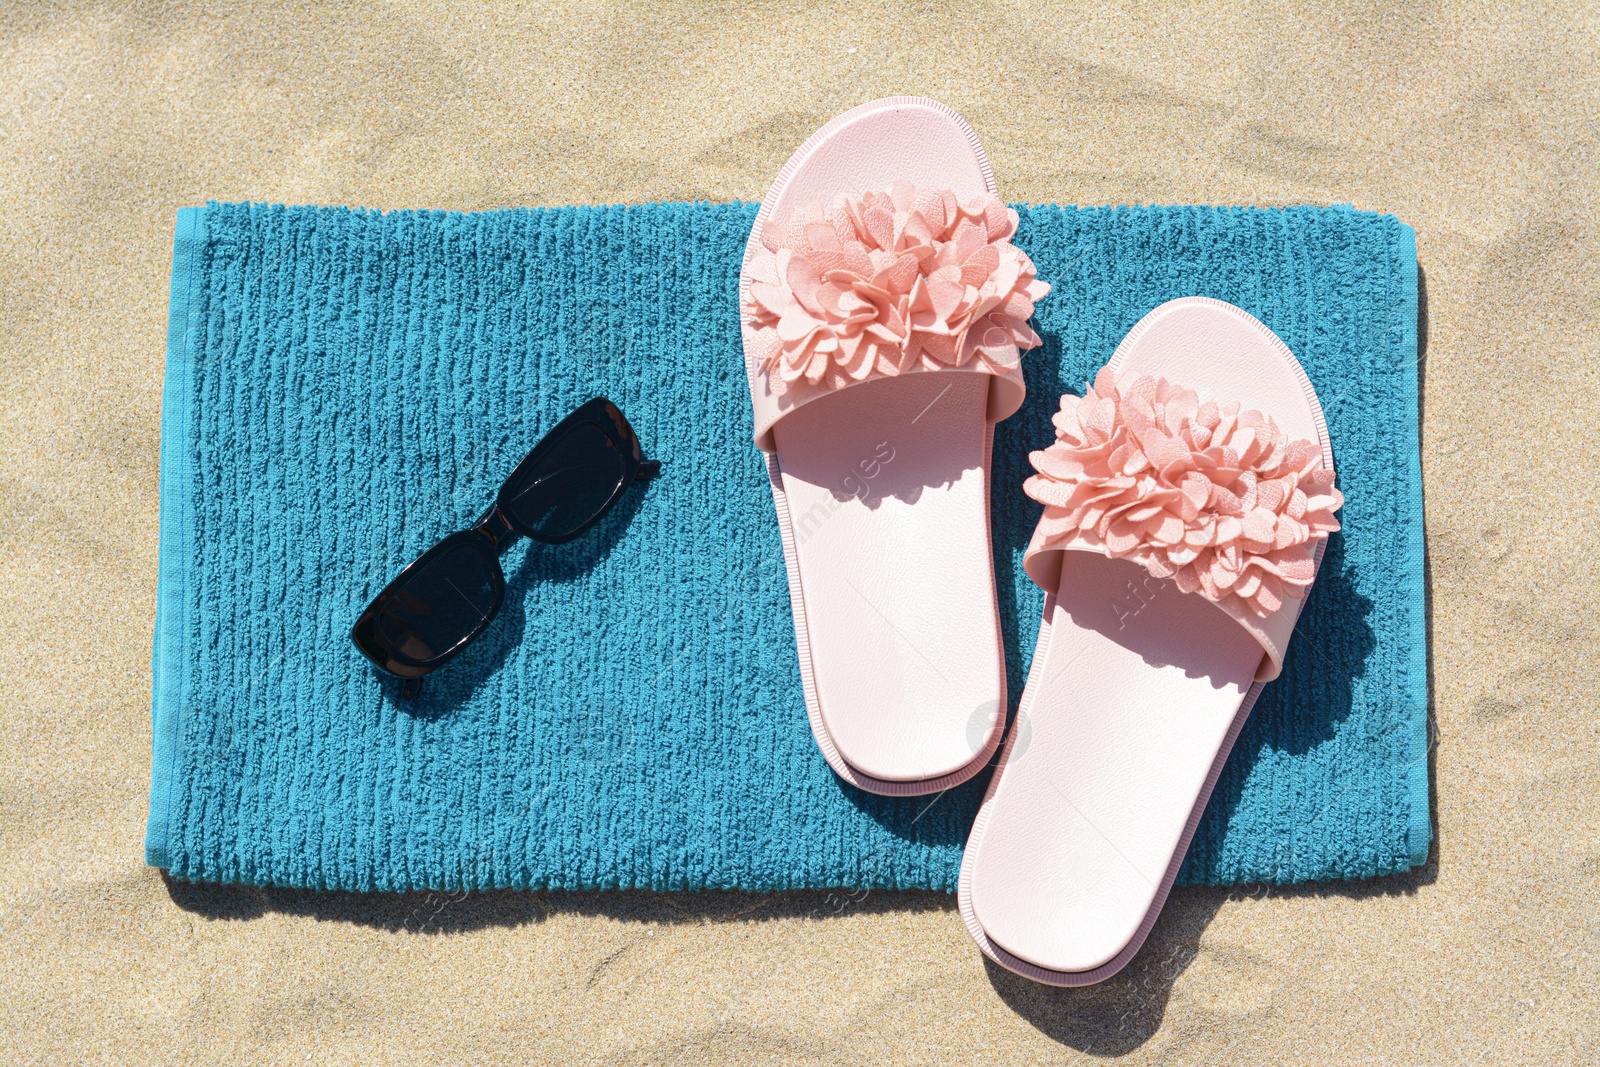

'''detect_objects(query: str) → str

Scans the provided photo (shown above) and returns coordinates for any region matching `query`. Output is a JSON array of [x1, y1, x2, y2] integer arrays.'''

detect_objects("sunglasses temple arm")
[[635, 460, 662, 481], [399, 677, 424, 699]]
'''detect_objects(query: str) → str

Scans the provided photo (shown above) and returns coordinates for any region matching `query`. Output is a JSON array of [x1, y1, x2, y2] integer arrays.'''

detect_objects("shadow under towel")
[[146, 200, 1429, 892]]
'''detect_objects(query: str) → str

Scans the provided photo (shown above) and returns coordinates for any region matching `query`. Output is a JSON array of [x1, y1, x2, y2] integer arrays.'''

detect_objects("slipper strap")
[[741, 181, 1047, 451], [1021, 370, 1344, 682]]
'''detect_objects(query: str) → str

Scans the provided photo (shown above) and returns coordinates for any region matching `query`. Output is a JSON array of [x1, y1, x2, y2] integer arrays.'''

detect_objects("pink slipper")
[[959, 297, 1344, 982], [739, 97, 1050, 795]]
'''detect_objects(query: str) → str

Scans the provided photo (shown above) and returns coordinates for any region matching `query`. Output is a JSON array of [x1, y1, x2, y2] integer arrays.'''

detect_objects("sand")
[[2, 2, 1597, 1063]]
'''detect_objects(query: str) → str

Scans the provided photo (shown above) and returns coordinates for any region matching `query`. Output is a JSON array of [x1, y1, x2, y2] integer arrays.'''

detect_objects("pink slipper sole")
[[959, 297, 1344, 982], [740, 97, 1049, 795]]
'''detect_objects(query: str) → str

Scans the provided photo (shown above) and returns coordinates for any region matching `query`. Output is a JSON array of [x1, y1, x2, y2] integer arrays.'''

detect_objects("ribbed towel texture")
[[147, 200, 1429, 892]]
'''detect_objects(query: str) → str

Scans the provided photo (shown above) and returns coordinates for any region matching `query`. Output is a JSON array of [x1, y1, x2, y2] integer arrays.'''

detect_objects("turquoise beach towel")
[[146, 200, 1429, 891]]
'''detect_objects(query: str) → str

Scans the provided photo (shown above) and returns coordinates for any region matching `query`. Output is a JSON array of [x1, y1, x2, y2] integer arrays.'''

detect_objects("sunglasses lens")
[[375, 540, 499, 664], [500, 420, 627, 539]]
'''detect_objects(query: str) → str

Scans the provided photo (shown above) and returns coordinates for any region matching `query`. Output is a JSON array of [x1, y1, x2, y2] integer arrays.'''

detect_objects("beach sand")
[[2, 2, 1597, 1063]]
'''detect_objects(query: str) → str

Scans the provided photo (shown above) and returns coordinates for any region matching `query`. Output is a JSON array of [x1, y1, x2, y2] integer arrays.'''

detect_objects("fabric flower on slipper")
[[1024, 369, 1345, 618], [741, 180, 1051, 395]]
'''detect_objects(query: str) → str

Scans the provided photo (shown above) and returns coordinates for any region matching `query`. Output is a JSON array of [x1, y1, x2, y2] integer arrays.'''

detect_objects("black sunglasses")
[[351, 397, 659, 697]]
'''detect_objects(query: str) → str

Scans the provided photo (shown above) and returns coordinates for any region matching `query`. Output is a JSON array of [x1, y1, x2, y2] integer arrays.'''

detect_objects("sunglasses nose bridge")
[[472, 503, 516, 548]]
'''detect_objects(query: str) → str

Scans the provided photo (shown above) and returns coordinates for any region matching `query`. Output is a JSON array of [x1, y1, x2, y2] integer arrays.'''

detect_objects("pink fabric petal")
[[1241, 506, 1277, 544]]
